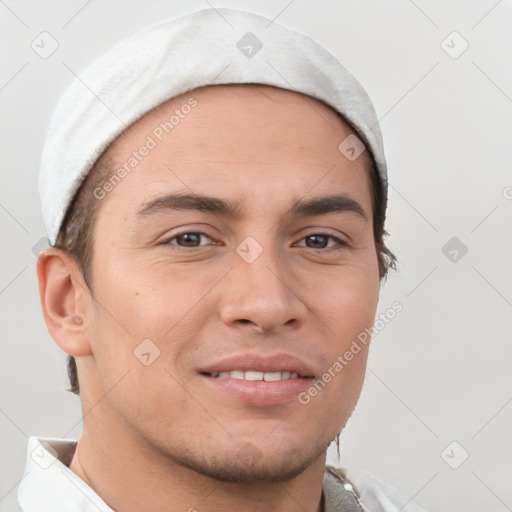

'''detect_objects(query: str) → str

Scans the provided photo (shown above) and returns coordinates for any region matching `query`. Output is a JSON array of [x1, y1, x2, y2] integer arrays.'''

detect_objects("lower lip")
[[200, 374, 314, 406]]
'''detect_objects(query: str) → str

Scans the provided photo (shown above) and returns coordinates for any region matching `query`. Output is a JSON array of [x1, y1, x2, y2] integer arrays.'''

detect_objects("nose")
[[218, 243, 308, 334]]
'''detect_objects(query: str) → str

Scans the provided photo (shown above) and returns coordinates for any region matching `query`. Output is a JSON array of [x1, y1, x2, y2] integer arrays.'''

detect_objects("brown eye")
[[166, 232, 213, 248], [297, 234, 347, 250], [305, 235, 329, 249]]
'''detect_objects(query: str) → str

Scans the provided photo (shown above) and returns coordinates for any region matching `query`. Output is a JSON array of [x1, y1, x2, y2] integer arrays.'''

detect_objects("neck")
[[69, 401, 326, 512]]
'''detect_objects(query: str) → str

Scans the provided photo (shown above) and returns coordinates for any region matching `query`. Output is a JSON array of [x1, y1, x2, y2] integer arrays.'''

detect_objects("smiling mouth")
[[205, 370, 301, 381], [200, 362, 313, 405]]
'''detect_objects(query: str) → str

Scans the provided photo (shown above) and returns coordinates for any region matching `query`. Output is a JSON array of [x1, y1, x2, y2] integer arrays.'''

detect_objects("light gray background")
[[1, 1, 511, 511]]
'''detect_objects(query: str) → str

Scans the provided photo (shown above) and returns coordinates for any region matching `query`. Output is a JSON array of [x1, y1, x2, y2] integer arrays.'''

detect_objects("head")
[[37, 83, 396, 482]]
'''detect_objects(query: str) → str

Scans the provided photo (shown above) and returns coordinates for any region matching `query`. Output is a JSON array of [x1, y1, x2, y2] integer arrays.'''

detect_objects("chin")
[[166, 439, 326, 483], [181, 453, 315, 483]]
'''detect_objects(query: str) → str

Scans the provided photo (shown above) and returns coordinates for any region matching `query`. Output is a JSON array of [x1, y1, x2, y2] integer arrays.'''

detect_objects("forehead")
[[112, 83, 366, 159], [94, 83, 373, 217]]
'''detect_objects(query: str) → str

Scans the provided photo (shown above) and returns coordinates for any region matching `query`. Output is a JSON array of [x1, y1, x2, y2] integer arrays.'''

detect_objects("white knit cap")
[[39, 7, 387, 245]]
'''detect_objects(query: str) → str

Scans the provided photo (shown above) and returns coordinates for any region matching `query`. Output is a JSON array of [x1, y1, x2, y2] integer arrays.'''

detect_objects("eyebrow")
[[137, 192, 368, 222]]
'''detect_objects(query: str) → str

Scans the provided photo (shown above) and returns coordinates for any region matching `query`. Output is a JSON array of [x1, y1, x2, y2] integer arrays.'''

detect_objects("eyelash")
[[162, 231, 348, 252]]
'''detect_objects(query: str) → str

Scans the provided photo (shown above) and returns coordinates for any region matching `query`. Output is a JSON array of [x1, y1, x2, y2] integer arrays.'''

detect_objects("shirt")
[[18, 437, 426, 512]]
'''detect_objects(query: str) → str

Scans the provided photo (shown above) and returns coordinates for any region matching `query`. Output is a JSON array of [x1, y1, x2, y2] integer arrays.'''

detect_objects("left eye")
[[166, 232, 212, 248], [296, 234, 346, 250], [165, 232, 345, 250]]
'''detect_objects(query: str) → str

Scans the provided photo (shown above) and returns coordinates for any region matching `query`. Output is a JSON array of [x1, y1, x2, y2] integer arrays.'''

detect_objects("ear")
[[36, 247, 93, 357]]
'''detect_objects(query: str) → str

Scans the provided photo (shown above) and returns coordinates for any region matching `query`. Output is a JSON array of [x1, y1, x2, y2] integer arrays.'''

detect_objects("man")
[[19, 7, 425, 512]]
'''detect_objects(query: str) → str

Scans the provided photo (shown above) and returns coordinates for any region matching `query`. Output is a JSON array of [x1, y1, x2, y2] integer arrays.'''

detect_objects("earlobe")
[[36, 248, 93, 357]]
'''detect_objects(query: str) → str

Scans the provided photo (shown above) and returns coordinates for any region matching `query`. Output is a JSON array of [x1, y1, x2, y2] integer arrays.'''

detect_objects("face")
[[81, 84, 380, 482]]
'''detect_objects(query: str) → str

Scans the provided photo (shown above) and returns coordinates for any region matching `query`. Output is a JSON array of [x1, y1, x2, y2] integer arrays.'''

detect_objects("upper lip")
[[199, 353, 315, 378]]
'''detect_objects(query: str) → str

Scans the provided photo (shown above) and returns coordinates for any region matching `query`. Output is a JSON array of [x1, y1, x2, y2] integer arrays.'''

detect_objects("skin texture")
[[37, 84, 380, 512]]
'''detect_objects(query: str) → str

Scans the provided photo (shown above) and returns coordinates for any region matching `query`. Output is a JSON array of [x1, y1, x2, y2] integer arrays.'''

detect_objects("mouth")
[[205, 370, 301, 380], [199, 353, 315, 406], [200, 352, 315, 378]]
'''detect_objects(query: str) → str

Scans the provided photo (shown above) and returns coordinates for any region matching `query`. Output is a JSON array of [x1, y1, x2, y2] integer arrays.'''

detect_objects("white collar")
[[18, 436, 114, 512]]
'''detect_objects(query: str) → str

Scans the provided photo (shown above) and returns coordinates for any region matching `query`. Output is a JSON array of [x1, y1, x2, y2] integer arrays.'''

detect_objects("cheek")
[[315, 261, 380, 336], [87, 258, 216, 382], [308, 259, 378, 399], [299, 277, 374, 429], [90, 255, 184, 338]]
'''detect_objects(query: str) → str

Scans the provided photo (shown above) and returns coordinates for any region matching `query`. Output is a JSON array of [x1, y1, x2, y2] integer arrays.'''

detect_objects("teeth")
[[209, 370, 301, 380], [245, 371, 264, 381], [263, 372, 282, 381]]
